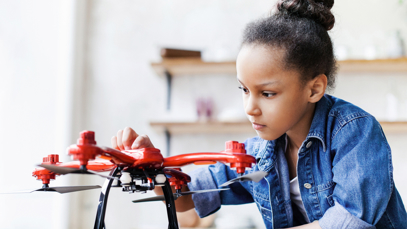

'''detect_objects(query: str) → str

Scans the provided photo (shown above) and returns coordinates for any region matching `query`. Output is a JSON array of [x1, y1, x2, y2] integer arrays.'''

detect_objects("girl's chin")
[[256, 131, 282, 141]]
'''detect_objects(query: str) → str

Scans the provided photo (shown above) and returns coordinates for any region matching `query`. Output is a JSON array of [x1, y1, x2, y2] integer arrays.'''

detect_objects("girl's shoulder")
[[325, 95, 372, 125], [323, 95, 387, 152]]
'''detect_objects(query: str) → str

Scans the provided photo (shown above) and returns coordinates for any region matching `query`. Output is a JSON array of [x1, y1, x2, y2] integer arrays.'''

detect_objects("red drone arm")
[[67, 131, 164, 168], [163, 141, 255, 174]]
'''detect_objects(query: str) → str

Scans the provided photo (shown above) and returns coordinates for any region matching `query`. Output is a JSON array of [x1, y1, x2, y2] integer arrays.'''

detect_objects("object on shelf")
[[387, 30, 405, 59], [364, 45, 378, 60], [161, 48, 201, 58], [335, 45, 349, 61], [196, 97, 214, 122]]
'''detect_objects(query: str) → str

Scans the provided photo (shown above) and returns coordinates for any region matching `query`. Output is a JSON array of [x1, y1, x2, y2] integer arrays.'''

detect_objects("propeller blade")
[[38, 164, 118, 180], [177, 188, 230, 196], [86, 170, 119, 180], [47, 185, 101, 194], [220, 170, 268, 187], [0, 190, 37, 194], [0, 185, 101, 194], [132, 195, 166, 203], [132, 188, 229, 203], [39, 164, 77, 174]]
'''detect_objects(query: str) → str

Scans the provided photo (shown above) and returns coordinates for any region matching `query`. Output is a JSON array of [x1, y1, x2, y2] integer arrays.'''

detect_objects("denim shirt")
[[187, 95, 407, 228]]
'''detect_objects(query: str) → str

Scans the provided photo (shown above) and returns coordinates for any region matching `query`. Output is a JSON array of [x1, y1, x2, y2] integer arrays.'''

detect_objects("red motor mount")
[[222, 141, 252, 174], [163, 168, 191, 190], [32, 154, 60, 184], [68, 130, 101, 168]]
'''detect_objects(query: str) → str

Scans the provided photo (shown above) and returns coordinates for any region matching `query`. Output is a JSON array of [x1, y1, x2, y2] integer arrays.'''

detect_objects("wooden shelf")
[[151, 58, 407, 75], [151, 58, 236, 76], [338, 58, 407, 73], [150, 120, 407, 134], [380, 121, 407, 133], [150, 120, 255, 134]]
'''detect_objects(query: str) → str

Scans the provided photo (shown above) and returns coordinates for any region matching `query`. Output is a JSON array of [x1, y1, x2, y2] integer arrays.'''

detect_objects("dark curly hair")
[[242, 0, 337, 91]]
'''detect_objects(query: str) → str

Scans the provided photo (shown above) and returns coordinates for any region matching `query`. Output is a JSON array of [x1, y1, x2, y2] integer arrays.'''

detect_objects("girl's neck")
[[286, 103, 316, 150]]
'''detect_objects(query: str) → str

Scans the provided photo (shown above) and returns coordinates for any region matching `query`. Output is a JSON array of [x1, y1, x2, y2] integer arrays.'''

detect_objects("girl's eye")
[[262, 92, 276, 98], [238, 86, 249, 93]]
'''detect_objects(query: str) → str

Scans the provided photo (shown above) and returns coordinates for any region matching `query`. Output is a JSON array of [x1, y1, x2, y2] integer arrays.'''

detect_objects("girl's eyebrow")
[[237, 78, 280, 88], [258, 81, 280, 87]]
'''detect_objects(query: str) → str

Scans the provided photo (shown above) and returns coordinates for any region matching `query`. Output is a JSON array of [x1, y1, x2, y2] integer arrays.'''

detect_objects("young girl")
[[112, 0, 407, 228]]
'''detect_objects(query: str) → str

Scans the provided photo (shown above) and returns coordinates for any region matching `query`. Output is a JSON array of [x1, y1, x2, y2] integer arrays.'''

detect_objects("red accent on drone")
[[34, 131, 256, 190]]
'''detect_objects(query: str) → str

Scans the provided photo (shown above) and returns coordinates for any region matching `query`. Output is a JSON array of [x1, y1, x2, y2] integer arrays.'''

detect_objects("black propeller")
[[38, 164, 118, 180], [132, 188, 229, 203], [220, 170, 268, 187], [1, 185, 101, 194]]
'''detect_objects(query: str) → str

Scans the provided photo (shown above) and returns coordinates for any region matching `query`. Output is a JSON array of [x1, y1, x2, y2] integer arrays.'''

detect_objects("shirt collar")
[[306, 94, 332, 152], [255, 95, 332, 168]]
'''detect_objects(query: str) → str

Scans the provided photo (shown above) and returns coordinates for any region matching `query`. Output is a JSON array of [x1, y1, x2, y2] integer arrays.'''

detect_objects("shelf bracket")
[[165, 70, 172, 110]]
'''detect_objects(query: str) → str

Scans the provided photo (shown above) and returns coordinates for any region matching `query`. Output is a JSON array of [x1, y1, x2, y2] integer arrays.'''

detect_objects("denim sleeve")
[[319, 201, 375, 228], [187, 162, 254, 218], [320, 116, 392, 228]]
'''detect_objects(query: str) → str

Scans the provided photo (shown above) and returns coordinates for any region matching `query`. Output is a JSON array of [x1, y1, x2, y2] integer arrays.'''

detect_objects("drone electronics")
[[14, 130, 266, 229]]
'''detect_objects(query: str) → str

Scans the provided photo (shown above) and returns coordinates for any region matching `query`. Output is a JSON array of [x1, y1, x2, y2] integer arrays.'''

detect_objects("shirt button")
[[306, 141, 313, 148], [304, 183, 312, 189]]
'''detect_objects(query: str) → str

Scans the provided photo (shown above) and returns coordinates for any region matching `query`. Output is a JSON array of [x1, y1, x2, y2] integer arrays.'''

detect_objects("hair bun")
[[277, 0, 335, 30]]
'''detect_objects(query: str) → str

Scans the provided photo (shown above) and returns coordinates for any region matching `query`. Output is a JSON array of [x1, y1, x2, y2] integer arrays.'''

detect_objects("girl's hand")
[[111, 127, 154, 150], [111, 127, 195, 212]]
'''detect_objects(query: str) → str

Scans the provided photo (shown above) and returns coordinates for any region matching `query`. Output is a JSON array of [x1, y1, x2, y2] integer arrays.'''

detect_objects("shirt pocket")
[[254, 190, 273, 223], [311, 180, 335, 211], [326, 194, 335, 207], [255, 201, 273, 223]]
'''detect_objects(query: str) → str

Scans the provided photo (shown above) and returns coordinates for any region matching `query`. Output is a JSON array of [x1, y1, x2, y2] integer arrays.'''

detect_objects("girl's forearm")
[[285, 221, 321, 229], [153, 185, 195, 212]]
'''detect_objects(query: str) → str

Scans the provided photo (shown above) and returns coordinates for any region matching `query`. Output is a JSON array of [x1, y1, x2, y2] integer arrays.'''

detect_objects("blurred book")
[[161, 48, 201, 58]]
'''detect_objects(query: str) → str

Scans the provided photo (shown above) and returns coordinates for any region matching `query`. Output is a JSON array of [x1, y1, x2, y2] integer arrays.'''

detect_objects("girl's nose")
[[245, 96, 261, 116]]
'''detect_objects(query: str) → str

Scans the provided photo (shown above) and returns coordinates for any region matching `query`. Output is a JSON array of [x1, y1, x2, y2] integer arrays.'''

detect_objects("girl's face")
[[236, 44, 314, 141]]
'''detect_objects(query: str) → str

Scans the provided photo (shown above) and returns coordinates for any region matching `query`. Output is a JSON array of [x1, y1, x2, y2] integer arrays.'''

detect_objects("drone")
[[14, 130, 267, 229]]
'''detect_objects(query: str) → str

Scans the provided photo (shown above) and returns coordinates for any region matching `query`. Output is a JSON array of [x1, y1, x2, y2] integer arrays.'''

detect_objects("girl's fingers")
[[116, 129, 124, 150], [111, 136, 119, 150], [131, 134, 154, 149], [122, 127, 139, 150]]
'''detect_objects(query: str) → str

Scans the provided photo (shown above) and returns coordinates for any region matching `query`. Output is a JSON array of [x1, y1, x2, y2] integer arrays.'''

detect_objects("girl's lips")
[[252, 122, 266, 130]]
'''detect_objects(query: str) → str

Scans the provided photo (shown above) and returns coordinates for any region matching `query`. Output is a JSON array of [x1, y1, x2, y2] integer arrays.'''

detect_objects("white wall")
[[0, 1, 63, 228], [0, 0, 88, 228]]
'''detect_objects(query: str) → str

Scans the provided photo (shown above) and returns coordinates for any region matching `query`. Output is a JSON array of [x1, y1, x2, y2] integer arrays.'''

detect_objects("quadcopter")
[[17, 130, 266, 229]]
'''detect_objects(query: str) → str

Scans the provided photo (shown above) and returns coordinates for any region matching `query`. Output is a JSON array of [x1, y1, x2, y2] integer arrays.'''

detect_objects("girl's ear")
[[308, 74, 327, 103]]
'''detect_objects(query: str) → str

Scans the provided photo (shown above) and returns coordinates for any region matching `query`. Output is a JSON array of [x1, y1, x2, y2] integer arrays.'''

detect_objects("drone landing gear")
[[93, 168, 179, 229], [162, 182, 179, 229], [94, 167, 121, 229]]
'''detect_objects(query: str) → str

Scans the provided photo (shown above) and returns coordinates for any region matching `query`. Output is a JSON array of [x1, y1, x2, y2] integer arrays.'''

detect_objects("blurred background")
[[0, 0, 407, 228]]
